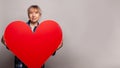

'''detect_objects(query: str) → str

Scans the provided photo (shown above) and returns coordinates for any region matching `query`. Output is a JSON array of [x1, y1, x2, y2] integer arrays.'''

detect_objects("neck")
[[30, 21, 38, 26], [30, 22, 38, 32]]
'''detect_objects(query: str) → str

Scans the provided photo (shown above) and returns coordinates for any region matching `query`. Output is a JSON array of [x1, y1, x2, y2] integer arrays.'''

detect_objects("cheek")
[[29, 14, 32, 19], [36, 14, 40, 18]]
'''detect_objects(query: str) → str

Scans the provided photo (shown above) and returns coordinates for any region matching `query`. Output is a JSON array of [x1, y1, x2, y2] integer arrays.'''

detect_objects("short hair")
[[27, 5, 41, 17]]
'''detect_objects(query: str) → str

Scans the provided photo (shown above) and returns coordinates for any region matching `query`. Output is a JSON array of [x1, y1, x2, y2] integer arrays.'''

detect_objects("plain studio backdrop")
[[0, 0, 120, 68]]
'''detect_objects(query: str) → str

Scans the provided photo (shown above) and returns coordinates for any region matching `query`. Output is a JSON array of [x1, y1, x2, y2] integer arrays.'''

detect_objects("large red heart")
[[4, 20, 62, 68]]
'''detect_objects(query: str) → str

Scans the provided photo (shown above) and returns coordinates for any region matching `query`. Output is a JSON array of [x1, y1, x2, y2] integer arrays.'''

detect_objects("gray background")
[[0, 0, 120, 68]]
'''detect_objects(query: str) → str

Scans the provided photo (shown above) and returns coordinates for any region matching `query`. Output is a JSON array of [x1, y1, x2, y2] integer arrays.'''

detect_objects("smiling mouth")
[[32, 18, 37, 20]]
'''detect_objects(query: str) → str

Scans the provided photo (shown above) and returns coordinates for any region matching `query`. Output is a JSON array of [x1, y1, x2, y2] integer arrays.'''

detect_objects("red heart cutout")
[[4, 20, 62, 68]]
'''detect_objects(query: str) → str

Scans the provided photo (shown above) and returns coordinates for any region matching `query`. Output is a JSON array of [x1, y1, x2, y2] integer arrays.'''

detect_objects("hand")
[[57, 40, 63, 50], [1, 36, 6, 45]]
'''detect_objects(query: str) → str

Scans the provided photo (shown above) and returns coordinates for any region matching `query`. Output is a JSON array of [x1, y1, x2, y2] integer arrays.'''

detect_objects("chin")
[[31, 20, 38, 23]]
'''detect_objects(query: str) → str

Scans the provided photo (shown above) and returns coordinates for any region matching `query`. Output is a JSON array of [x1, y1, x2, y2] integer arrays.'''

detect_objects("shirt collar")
[[27, 20, 39, 26]]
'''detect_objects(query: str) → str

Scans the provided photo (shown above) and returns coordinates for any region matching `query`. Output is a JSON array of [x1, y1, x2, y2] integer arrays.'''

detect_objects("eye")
[[35, 12, 39, 14], [29, 12, 33, 14]]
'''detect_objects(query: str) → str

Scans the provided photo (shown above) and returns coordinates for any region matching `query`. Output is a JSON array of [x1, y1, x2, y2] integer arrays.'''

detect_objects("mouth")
[[32, 18, 37, 20]]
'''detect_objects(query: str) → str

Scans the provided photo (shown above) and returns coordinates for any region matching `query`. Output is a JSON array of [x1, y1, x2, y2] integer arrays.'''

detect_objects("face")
[[28, 8, 41, 24]]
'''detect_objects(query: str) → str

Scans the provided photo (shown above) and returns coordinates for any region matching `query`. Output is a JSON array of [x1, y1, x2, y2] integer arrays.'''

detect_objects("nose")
[[32, 13, 36, 17]]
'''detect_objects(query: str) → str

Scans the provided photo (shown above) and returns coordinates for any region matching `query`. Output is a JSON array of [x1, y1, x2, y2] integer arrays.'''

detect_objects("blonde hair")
[[27, 5, 41, 17]]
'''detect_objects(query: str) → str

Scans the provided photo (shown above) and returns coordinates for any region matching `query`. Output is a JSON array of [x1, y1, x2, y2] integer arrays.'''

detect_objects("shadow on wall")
[[0, 44, 14, 68]]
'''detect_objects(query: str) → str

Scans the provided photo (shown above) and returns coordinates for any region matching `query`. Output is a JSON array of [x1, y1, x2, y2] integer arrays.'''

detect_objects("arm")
[[1, 36, 9, 49], [1, 36, 6, 45], [52, 40, 63, 56], [57, 41, 63, 50]]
